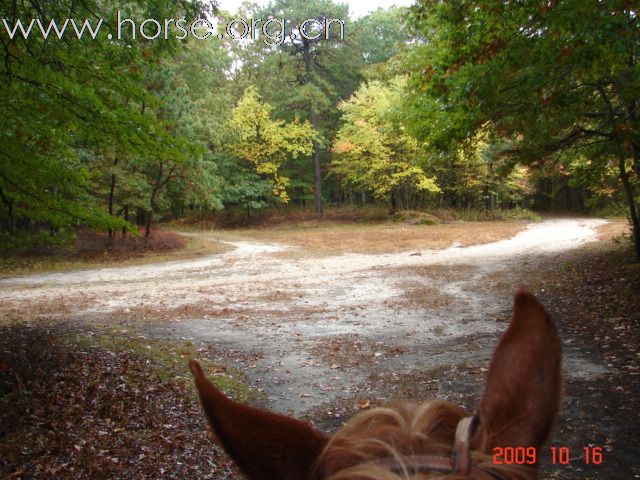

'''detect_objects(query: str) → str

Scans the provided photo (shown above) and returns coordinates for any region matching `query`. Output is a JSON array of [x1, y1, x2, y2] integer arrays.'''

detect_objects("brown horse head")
[[189, 289, 562, 479]]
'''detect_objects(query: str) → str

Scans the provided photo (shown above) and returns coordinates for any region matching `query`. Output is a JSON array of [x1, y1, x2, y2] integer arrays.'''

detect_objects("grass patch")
[[499, 207, 543, 222], [211, 220, 525, 255], [171, 205, 390, 229], [390, 210, 440, 225], [65, 326, 259, 404], [0, 230, 231, 277], [174, 205, 542, 229]]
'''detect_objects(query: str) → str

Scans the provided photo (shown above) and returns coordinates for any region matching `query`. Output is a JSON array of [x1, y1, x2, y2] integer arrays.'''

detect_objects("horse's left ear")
[[474, 290, 562, 454], [189, 360, 328, 480]]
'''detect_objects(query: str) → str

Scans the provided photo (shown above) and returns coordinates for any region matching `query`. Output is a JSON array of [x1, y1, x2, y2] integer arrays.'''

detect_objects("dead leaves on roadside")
[[0, 324, 242, 479]]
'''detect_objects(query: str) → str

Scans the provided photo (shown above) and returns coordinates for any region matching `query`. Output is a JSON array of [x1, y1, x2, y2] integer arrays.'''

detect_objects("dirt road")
[[0, 218, 610, 416]]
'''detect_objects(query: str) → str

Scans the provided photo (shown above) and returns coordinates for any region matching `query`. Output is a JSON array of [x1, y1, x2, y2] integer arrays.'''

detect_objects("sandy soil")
[[3, 217, 632, 478], [0, 218, 608, 410]]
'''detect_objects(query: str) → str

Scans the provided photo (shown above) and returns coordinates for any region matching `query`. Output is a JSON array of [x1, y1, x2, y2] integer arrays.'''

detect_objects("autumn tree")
[[332, 78, 439, 210], [254, 0, 356, 218], [228, 87, 317, 203]]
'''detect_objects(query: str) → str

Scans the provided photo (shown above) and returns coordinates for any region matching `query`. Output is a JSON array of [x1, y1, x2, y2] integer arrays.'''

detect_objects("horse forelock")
[[312, 400, 537, 480]]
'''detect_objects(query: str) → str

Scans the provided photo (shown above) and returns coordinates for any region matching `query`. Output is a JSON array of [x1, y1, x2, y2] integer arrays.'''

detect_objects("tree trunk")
[[0, 186, 13, 233], [122, 205, 128, 239], [310, 110, 323, 220], [312, 129, 323, 219], [302, 40, 323, 220], [145, 207, 153, 239], [145, 161, 177, 244], [107, 156, 118, 240], [598, 83, 640, 261], [616, 151, 640, 262], [390, 192, 397, 214]]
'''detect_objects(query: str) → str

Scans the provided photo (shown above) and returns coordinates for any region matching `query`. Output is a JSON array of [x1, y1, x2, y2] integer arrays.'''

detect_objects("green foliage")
[[390, 210, 440, 225], [4, 0, 633, 250], [428, 133, 534, 210], [352, 7, 411, 65], [500, 207, 543, 223], [405, 0, 640, 257], [249, 0, 362, 214], [332, 78, 439, 206], [215, 153, 275, 211], [0, 0, 209, 242], [140, 38, 234, 222], [228, 87, 317, 202]]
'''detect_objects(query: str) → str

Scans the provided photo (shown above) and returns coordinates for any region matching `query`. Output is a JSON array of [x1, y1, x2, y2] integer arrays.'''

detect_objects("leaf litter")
[[0, 324, 244, 479]]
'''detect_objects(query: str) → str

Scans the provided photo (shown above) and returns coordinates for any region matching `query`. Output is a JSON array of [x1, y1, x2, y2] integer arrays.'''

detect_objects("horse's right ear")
[[189, 360, 328, 480], [475, 290, 562, 455]]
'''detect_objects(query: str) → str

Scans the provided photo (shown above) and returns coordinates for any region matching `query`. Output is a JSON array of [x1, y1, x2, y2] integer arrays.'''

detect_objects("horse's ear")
[[475, 290, 562, 454], [189, 360, 328, 480]]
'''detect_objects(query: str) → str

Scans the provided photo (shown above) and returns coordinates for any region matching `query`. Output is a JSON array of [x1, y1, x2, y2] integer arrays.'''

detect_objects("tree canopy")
[[228, 86, 317, 202], [1, 0, 638, 260], [332, 77, 439, 209], [0, 0, 209, 243], [405, 0, 640, 259]]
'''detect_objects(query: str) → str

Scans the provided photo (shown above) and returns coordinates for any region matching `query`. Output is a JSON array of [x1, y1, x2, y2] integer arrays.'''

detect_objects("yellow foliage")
[[229, 86, 316, 202]]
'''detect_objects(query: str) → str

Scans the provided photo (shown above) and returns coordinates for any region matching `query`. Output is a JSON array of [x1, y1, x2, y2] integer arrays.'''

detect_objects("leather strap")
[[370, 415, 507, 479], [454, 415, 477, 474]]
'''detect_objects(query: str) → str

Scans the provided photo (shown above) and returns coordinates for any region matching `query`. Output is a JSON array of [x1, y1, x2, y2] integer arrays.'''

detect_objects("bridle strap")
[[374, 455, 503, 479], [454, 415, 477, 474], [370, 415, 506, 479]]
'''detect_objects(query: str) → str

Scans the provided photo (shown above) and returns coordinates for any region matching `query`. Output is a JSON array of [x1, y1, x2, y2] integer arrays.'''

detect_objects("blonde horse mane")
[[315, 401, 535, 480]]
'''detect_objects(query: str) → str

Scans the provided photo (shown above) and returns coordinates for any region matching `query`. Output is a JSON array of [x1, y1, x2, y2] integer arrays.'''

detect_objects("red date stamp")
[[492, 447, 537, 465], [493, 446, 604, 465]]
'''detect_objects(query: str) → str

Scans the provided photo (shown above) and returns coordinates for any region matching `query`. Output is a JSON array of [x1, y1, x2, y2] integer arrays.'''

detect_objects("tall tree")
[[332, 78, 439, 210], [143, 38, 233, 230], [406, 0, 640, 260], [351, 6, 413, 66], [255, 0, 355, 218], [228, 87, 317, 203], [0, 0, 210, 245]]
